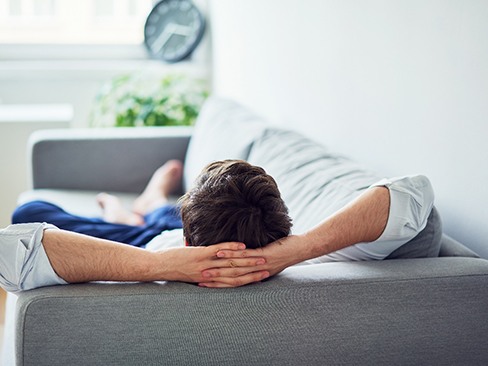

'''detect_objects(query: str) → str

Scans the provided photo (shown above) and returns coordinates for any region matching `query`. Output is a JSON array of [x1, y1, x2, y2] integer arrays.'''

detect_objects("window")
[[0, 0, 153, 45]]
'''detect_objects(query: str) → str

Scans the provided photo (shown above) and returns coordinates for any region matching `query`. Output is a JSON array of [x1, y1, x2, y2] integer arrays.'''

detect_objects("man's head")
[[179, 160, 292, 248]]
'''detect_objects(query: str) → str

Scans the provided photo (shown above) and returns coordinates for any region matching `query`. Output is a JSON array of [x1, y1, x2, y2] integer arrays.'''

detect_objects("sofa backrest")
[[247, 128, 381, 234]]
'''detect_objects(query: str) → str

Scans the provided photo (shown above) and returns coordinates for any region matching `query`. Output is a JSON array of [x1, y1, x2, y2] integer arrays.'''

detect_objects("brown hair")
[[179, 160, 292, 248]]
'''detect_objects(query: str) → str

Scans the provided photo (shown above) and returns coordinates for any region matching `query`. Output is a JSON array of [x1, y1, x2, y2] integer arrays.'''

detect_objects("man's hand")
[[159, 242, 270, 287], [198, 235, 307, 288]]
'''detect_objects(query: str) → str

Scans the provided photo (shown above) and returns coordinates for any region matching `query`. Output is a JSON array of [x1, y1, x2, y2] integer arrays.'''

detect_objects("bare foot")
[[132, 159, 183, 215], [97, 193, 145, 226]]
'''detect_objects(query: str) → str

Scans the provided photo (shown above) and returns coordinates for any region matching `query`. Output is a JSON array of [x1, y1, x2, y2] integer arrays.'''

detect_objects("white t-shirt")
[[0, 175, 434, 292]]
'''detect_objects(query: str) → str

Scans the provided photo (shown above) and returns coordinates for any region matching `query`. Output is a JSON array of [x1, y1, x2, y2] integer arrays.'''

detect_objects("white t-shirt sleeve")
[[302, 175, 435, 264], [0, 223, 67, 293]]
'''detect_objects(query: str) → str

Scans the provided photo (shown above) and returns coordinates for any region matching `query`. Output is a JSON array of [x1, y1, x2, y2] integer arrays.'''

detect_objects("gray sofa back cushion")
[[248, 128, 442, 258], [248, 128, 381, 234]]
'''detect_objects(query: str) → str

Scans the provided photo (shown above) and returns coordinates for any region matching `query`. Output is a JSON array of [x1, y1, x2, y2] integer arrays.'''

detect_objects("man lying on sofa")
[[1, 158, 434, 292]]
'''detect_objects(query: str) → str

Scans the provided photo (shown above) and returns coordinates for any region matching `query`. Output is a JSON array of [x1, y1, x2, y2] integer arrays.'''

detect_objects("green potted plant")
[[90, 73, 209, 128]]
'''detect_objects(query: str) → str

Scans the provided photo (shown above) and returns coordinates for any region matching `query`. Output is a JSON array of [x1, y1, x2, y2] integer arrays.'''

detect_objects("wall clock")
[[144, 0, 205, 63]]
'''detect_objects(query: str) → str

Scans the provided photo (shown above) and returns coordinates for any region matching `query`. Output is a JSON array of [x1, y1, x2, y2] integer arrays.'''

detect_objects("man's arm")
[[0, 223, 269, 293], [42, 229, 269, 285]]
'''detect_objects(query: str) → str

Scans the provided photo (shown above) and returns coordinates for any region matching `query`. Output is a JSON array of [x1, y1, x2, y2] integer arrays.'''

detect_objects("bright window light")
[[0, 0, 154, 44]]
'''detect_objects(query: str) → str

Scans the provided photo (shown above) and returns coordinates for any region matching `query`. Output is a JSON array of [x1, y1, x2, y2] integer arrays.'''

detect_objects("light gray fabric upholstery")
[[17, 189, 138, 217], [248, 128, 382, 234], [30, 127, 192, 194], [386, 206, 443, 259], [439, 234, 481, 258], [16, 258, 488, 366]]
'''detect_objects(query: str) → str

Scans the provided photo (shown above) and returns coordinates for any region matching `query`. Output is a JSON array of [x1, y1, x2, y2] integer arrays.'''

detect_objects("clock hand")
[[171, 24, 192, 37], [151, 23, 176, 53]]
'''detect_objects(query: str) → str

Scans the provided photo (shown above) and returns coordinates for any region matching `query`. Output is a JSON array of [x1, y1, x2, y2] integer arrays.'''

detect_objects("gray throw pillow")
[[386, 206, 442, 259]]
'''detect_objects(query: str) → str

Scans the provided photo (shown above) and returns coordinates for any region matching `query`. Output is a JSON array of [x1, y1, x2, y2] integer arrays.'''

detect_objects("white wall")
[[0, 115, 71, 227], [210, 0, 488, 258]]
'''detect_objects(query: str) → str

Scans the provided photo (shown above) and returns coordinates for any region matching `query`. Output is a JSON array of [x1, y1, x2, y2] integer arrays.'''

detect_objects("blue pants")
[[12, 200, 183, 247]]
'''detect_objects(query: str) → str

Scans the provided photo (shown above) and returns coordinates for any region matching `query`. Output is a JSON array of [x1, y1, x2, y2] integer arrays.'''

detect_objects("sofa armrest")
[[439, 233, 481, 258], [28, 127, 192, 194], [12, 257, 488, 366]]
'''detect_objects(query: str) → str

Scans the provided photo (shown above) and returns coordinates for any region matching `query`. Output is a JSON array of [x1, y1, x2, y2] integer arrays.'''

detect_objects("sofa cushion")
[[17, 189, 139, 217], [183, 97, 267, 191], [247, 128, 381, 234], [248, 128, 442, 258]]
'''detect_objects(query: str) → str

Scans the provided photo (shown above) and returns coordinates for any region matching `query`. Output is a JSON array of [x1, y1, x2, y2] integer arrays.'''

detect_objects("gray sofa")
[[3, 97, 488, 365]]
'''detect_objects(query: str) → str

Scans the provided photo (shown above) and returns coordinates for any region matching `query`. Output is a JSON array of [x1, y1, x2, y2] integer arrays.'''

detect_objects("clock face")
[[144, 0, 205, 63]]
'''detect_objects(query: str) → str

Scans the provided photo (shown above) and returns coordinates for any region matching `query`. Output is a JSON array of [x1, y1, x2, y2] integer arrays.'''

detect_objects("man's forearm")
[[42, 229, 169, 283]]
